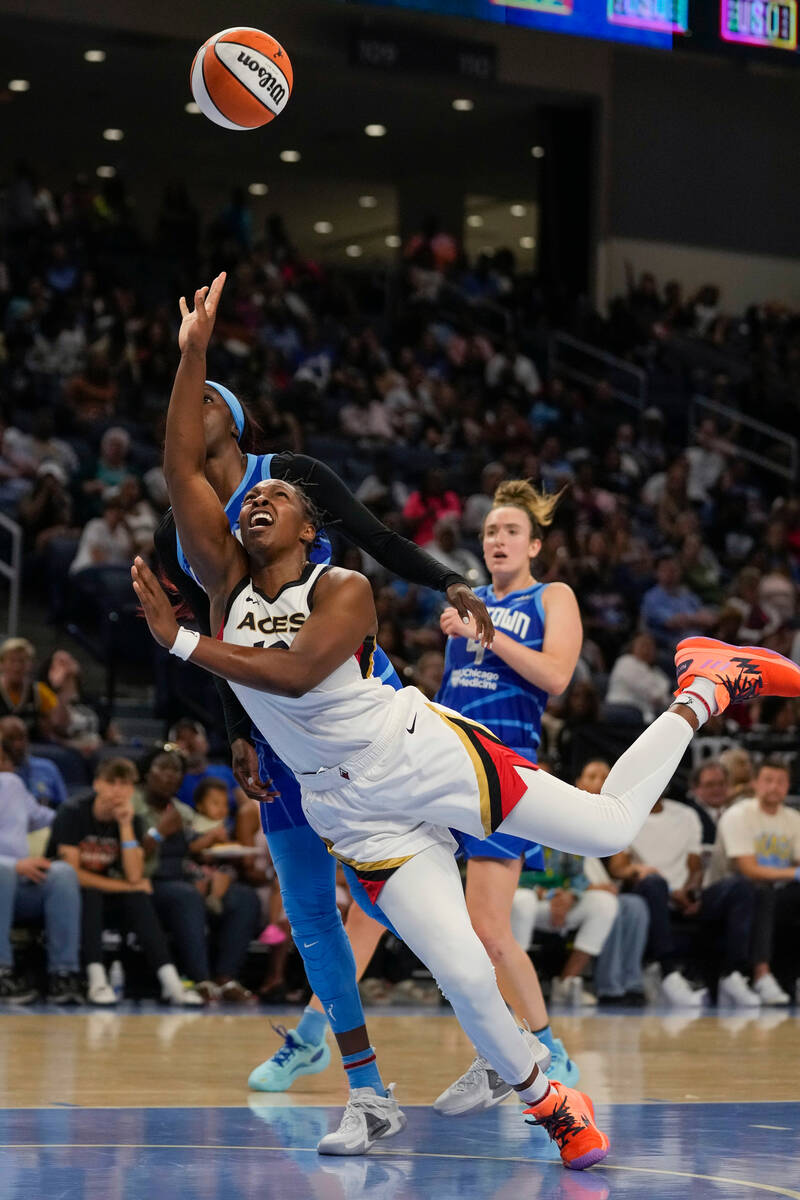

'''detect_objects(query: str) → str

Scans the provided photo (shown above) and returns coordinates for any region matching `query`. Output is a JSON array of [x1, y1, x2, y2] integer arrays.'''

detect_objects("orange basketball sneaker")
[[674, 637, 800, 718], [523, 1080, 609, 1170]]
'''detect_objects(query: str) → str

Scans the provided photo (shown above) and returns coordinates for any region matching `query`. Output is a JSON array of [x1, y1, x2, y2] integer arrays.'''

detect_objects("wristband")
[[794, 866, 800, 882], [170, 627, 200, 661], [121, 840, 139, 850], [147, 826, 164, 844]]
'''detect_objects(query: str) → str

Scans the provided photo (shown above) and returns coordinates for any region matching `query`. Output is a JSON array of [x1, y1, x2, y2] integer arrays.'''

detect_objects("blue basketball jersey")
[[437, 581, 549, 867], [176, 451, 400, 832], [437, 581, 549, 759]]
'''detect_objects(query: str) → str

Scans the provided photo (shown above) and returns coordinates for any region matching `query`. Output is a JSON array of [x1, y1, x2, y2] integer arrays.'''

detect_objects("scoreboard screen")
[[351, 0, 689, 47], [720, 1, 797, 50], [345, 0, 800, 61]]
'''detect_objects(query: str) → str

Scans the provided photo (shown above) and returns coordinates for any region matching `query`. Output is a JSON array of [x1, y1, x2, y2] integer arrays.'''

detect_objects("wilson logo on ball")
[[190, 26, 293, 131], [235, 52, 287, 103]]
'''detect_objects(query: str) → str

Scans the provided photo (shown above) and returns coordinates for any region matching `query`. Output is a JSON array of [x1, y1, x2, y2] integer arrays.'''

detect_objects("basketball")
[[190, 27, 293, 131]]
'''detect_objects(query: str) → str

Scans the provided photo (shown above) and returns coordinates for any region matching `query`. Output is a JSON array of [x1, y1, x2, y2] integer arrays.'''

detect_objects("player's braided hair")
[[489, 478, 565, 540], [293, 478, 325, 557]]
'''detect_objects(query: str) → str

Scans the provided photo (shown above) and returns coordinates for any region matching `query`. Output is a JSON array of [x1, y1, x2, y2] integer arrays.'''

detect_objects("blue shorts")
[[455, 830, 544, 869]]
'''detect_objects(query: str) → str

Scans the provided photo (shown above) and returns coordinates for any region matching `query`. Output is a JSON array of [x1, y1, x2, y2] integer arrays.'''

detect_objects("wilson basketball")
[[190, 27, 293, 131]]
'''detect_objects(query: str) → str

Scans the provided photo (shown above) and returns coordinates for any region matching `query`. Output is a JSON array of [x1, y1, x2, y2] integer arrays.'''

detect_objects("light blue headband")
[[206, 380, 245, 442]]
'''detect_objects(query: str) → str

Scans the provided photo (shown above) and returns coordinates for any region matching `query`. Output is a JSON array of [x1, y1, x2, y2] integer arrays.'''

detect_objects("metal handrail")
[[549, 331, 648, 411], [690, 394, 798, 483], [0, 513, 22, 636]]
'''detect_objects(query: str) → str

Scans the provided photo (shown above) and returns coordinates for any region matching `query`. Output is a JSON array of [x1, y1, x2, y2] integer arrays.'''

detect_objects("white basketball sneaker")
[[661, 971, 706, 1007], [317, 1084, 406, 1155], [550, 976, 598, 1007], [433, 1029, 551, 1116], [753, 972, 790, 1007], [718, 971, 761, 1008]]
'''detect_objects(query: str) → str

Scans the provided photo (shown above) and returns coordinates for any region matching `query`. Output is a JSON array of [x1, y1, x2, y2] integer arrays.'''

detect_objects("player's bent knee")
[[434, 946, 497, 1006], [471, 922, 518, 966]]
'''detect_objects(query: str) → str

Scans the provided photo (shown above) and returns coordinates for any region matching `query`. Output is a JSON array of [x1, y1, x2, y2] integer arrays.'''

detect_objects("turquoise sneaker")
[[544, 1037, 580, 1087], [248, 1024, 332, 1092]]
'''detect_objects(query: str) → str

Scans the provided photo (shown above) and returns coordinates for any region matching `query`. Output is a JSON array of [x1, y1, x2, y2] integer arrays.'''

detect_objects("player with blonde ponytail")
[[433, 477, 584, 1114]]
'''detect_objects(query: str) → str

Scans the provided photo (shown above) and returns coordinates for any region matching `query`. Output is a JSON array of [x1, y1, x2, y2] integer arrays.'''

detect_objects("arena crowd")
[[0, 164, 799, 1009]]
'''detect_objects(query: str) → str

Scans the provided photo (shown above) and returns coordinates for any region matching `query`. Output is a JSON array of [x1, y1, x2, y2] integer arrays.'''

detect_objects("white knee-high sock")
[[499, 711, 694, 858]]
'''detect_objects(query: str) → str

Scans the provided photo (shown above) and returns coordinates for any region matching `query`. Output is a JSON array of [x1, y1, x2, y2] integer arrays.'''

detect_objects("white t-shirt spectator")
[[485, 352, 541, 396], [685, 445, 726, 502], [605, 653, 672, 723], [628, 800, 702, 893], [422, 539, 487, 586], [708, 798, 800, 884], [69, 517, 135, 574]]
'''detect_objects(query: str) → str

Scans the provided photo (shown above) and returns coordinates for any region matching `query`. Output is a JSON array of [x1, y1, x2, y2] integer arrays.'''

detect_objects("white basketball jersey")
[[221, 562, 395, 774]]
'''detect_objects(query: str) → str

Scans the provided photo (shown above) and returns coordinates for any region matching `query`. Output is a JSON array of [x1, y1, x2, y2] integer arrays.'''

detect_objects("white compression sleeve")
[[378, 842, 537, 1087], [499, 711, 694, 858]]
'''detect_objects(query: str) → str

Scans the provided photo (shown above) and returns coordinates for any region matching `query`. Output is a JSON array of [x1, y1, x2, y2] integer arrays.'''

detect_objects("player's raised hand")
[[445, 582, 494, 647], [441, 605, 477, 641], [131, 556, 180, 649], [178, 271, 226, 355]]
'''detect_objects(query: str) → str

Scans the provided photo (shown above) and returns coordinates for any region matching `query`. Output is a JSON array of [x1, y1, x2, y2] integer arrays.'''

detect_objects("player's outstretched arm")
[[132, 558, 374, 699], [163, 272, 240, 596]]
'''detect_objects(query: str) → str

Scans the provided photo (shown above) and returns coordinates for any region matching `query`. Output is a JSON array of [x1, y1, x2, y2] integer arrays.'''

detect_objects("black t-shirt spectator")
[[48, 796, 145, 877]]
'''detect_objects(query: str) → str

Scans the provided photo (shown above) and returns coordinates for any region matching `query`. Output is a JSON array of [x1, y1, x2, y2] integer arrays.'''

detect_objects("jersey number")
[[467, 637, 486, 665]]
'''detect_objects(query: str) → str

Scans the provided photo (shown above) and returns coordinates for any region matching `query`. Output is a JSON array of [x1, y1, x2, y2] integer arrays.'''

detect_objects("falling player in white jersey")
[[133, 274, 800, 1170]]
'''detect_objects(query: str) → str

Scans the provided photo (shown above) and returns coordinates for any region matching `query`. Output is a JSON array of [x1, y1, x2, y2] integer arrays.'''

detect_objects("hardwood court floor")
[[1, 1005, 799, 1199]]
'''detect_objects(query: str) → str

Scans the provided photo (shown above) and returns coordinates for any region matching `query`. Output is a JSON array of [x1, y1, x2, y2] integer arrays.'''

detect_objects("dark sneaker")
[[218, 979, 255, 1005], [0, 969, 39, 1005], [47, 971, 84, 1005]]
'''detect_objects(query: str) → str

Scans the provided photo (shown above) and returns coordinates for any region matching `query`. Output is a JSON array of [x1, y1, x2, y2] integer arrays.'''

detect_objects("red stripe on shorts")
[[472, 730, 538, 825]]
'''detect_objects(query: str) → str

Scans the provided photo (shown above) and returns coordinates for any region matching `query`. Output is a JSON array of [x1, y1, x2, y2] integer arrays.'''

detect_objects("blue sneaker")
[[544, 1037, 580, 1087], [248, 1024, 332, 1092]]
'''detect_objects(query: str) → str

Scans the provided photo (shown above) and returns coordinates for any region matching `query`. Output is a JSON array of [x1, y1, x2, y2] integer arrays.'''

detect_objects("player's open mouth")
[[249, 511, 274, 529]]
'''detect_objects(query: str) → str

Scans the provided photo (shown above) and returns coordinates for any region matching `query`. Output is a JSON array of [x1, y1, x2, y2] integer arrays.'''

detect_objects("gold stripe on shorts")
[[427, 704, 493, 837], [321, 837, 414, 876]]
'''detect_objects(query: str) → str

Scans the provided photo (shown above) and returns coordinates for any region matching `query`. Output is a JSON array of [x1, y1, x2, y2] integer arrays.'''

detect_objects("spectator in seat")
[[461, 462, 507, 537], [640, 554, 716, 656], [64, 349, 118, 432], [709, 757, 800, 1006], [682, 759, 732, 846], [48, 756, 202, 1007], [0, 637, 67, 742], [718, 747, 755, 805], [68, 490, 135, 577], [118, 475, 158, 558], [18, 461, 76, 551], [574, 759, 650, 1006], [169, 718, 257, 843], [412, 651, 445, 701], [604, 632, 672, 724], [38, 650, 109, 757], [402, 468, 462, 546], [485, 337, 542, 397], [510, 844, 619, 1007], [0, 740, 82, 1004], [423, 516, 487, 587], [606, 794, 760, 1008], [0, 715, 67, 808], [685, 418, 728, 504], [136, 750, 260, 1004], [726, 567, 778, 643]]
